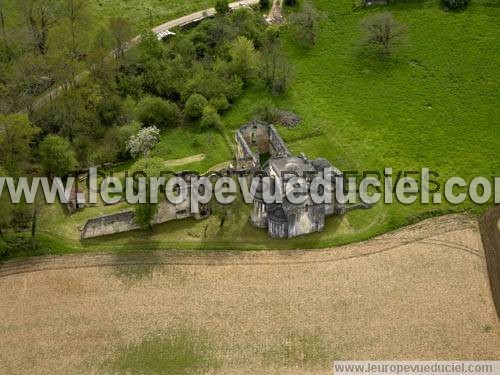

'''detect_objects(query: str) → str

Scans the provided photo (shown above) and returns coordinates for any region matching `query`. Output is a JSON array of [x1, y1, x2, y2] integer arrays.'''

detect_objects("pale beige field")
[[0, 214, 499, 374]]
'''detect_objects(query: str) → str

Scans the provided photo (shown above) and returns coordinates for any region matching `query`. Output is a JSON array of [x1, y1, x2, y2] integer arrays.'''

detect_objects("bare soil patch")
[[164, 153, 206, 168], [0, 214, 499, 374]]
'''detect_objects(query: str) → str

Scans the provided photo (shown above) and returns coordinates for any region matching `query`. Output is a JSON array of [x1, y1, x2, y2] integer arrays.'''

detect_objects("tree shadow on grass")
[[112, 250, 163, 287], [353, 45, 408, 76]]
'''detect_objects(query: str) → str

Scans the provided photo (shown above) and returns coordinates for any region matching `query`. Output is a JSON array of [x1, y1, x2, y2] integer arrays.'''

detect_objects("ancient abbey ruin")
[[81, 120, 368, 240], [236, 121, 363, 239]]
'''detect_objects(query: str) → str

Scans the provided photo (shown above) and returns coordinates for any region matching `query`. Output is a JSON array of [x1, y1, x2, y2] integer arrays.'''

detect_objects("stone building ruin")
[[235, 121, 368, 239], [81, 120, 369, 240]]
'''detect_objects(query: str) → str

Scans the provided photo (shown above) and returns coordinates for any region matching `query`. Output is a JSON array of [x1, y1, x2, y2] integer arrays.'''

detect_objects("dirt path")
[[1, 213, 499, 374], [267, 0, 285, 24], [164, 153, 206, 168], [0, 214, 482, 278]]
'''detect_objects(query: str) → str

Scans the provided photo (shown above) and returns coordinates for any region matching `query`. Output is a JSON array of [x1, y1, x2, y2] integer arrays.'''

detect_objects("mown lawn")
[[33, 0, 500, 254]]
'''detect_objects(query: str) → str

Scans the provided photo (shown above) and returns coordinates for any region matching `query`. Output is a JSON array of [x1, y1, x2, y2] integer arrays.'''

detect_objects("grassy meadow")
[[31, 0, 500, 254]]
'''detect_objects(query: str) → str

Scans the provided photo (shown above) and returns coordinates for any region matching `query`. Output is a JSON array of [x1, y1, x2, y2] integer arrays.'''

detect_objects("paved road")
[[30, 0, 260, 111]]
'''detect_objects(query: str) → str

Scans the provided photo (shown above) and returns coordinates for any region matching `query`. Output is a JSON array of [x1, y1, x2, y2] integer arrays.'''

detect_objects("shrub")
[[0, 236, 42, 259], [126, 126, 161, 159], [38, 135, 77, 176], [200, 106, 223, 129], [185, 94, 209, 118], [0, 237, 7, 257], [253, 101, 280, 123], [209, 95, 230, 113], [442, 0, 469, 9], [285, 0, 298, 5], [215, 0, 230, 15], [135, 97, 182, 128]]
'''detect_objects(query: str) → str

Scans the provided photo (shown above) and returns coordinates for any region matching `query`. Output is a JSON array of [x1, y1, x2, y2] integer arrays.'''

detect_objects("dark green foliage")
[[442, 0, 470, 9], [0, 0, 287, 206], [0, 236, 42, 259], [209, 95, 230, 113], [0, 114, 40, 176], [185, 94, 209, 119], [135, 96, 182, 128], [103, 121, 142, 161], [97, 93, 125, 127], [39, 135, 77, 177], [229, 36, 258, 83], [285, 0, 298, 5], [184, 66, 243, 102], [138, 30, 165, 60], [215, 0, 230, 15], [0, 237, 6, 257], [9, 205, 33, 232], [131, 156, 165, 229], [135, 202, 158, 230], [200, 105, 222, 129], [260, 0, 271, 9]]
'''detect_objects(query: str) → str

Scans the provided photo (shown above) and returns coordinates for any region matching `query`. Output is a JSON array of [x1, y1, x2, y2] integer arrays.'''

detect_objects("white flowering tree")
[[126, 126, 161, 159]]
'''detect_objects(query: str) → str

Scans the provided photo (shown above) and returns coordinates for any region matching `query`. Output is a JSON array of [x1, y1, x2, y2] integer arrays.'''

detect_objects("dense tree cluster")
[[0, 2, 293, 239]]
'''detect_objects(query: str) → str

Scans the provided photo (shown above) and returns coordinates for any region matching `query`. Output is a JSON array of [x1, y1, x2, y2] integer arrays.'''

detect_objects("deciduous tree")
[[185, 93, 208, 119], [289, 2, 321, 48], [131, 156, 164, 230], [126, 126, 161, 159], [60, 0, 89, 60], [0, 114, 40, 176], [109, 17, 134, 59], [135, 96, 181, 128], [362, 12, 406, 56], [38, 134, 77, 176], [260, 30, 291, 94], [19, 0, 60, 55], [229, 36, 258, 83]]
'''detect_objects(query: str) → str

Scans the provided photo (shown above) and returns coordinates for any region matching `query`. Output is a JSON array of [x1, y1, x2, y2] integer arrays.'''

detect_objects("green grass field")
[[30, 0, 500, 254], [88, 0, 215, 31], [2, 0, 215, 34]]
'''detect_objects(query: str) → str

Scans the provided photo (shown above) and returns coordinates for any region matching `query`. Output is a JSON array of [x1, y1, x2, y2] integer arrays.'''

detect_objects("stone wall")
[[81, 185, 206, 239], [235, 121, 291, 169], [286, 204, 325, 238], [81, 211, 138, 239], [268, 125, 290, 156]]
